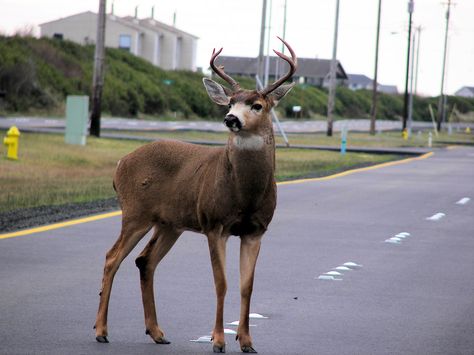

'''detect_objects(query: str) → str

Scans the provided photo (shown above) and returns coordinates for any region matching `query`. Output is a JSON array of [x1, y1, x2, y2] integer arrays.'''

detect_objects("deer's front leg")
[[207, 232, 228, 353], [237, 235, 262, 353]]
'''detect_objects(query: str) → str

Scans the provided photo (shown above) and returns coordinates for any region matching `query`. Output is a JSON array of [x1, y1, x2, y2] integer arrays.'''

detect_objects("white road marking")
[[325, 271, 343, 277], [317, 275, 342, 281], [397, 232, 411, 237], [456, 197, 471, 205], [226, 321, 256, 327], [249, 313, 268, 319], [334, 266, 352, 272], [343, 262, 363, 269], [385, 238, 402, 244], [190, 335, 212, 343], [224, 328, 237, 335], [426, 212, 446, 221]]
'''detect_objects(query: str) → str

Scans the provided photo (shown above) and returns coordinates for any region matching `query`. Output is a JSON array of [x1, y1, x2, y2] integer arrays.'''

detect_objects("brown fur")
[[94, 89, 280, 352]]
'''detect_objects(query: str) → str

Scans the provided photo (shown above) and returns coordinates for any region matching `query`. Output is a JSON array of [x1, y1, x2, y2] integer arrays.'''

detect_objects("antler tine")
[[210, 47, 241, 92], [260, 36, 297, 96]]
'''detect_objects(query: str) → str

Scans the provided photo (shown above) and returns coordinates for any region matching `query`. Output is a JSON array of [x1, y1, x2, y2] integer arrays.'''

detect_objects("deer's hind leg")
[[135, 225, 181, 344], [95, 216, 153, 343]]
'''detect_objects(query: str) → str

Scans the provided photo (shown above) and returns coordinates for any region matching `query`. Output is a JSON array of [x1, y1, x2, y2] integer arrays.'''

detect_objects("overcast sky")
[[2, 0, 473, 96]]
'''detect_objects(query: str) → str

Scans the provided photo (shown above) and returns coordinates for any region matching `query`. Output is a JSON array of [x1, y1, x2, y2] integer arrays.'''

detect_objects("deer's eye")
[[251, 103, 263, 111], [228, 104, 232, 109]]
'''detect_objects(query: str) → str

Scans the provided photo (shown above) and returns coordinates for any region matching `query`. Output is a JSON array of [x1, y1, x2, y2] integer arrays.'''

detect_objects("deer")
[[94, 36, 297, 353]]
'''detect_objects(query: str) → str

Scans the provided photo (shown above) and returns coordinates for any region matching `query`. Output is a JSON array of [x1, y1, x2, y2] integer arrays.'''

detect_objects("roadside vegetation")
[[0, 131, 406, 213], [2, 35, 474, 121], [102, 129, 474, 148]]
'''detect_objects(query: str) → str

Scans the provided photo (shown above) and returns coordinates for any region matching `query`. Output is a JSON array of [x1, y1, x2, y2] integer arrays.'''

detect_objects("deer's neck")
[[225, 129, 275, 209]]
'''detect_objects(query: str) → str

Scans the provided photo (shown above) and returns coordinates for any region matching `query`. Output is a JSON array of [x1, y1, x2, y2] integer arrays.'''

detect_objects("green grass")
[[103, 129, 474, 148], [0, 131, 408, 213], [275, 149, 400, 181]]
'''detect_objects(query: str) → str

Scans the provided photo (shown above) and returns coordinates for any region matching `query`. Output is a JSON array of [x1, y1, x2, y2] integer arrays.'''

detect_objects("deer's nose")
[[224, 114, 242, 131]]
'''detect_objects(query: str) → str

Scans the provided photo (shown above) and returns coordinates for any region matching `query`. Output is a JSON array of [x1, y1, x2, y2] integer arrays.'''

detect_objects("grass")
[[0, 131, 406, 213], [103, 129, 474, 148]]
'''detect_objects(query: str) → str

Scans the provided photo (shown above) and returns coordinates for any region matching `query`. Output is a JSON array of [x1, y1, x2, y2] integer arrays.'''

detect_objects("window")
[[119, 34, 132, 51], [53, 33, 63, 40]]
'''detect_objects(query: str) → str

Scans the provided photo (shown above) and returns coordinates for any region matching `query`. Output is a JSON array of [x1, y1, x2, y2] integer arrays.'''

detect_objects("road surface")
[[0, 116, 445, 133], [1, 147, 473, 354]]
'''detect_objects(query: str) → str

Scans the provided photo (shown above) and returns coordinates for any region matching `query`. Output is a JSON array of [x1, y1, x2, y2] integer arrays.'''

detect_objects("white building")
[[39, 11, 198, 71]]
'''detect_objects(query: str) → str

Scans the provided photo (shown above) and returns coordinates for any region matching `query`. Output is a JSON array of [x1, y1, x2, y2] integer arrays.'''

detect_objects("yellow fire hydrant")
[[3, 126, 21, 160], [402, 128, 408, 140]]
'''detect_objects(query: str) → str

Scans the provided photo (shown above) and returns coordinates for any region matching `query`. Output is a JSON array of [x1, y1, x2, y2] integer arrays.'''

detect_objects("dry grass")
[[1, 131, 405, 212], [103, 129, 474, 148]]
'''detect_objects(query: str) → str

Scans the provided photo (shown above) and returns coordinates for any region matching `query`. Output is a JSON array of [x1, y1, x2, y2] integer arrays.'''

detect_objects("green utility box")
[[65, 95, 89, 145]]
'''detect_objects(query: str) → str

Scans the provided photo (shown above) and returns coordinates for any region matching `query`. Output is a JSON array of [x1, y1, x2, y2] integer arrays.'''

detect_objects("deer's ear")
[[268, 82, 295, 106], [202, 78, 231, 106]]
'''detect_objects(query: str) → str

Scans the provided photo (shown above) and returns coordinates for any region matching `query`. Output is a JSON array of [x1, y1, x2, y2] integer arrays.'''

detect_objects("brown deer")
[[94, 37, 297, 353]]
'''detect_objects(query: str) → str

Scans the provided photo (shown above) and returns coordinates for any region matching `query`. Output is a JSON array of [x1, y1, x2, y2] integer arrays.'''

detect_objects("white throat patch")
[[232, 134, 264, 150]]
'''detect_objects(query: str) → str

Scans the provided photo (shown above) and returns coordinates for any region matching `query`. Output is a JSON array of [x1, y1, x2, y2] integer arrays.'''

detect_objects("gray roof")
[[456, 86, 474, 93], [214, 56, 347, 80], [347, 74, 373, 86], [378, 84, 398, 94]]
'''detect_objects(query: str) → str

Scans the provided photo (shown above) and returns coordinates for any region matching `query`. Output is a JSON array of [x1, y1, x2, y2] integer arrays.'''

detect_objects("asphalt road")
[[0, 116, 444, 133], [1, 147, 473, 355]]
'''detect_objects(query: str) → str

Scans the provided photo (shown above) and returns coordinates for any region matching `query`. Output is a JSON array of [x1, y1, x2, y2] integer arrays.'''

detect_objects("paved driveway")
[[1, 147, 473, 354]]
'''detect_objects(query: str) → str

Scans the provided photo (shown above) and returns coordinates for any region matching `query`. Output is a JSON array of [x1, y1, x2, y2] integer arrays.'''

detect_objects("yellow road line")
[[0, 211, 122, 240], [278, 151, 434, 186], [0, 152, 434, 240]]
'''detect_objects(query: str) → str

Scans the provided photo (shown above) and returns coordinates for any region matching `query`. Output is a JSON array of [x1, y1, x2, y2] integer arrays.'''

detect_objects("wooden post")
[[90, 0, 107, 137]]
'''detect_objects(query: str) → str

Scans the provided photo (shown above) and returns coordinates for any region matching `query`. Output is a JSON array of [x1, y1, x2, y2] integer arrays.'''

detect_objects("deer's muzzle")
[[224, 114, 242, 132]]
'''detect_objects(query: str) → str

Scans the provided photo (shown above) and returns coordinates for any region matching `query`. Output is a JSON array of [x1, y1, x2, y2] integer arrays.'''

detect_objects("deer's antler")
[[259, 37, 297, 96], [210, 47, 241, 92]]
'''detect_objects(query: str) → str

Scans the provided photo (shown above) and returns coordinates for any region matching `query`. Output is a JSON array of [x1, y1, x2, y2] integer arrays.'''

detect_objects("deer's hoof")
[[95, 336, 109, 343], [154, 337, 171, 344], [213, 344, 226, 353], [241, 345, 257, 353]]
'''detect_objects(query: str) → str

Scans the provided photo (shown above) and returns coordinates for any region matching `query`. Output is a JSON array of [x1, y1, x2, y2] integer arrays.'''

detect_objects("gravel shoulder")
[[0, 198, 119, 233]]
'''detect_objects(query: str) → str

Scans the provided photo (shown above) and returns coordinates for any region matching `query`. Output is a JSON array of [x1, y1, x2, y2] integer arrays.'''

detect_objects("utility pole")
[[414, 25, 422, 94], [264, 0, 273, 87], [327, 0, 340, 137], [370, 0, 382, 135], [437, 0, 452, 132], [408, 26, 416, 136], [90, 0, 107, 137], [257, 0, 268, 88], [402, 0, 414, 133], [275, 0, 288, 79]]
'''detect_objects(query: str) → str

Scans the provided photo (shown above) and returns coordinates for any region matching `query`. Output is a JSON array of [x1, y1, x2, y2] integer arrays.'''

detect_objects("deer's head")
[[203, 37, 297, 134]]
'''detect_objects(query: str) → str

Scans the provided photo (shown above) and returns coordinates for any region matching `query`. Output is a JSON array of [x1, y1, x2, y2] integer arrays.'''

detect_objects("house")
[[378, 84, 398, 95], [347, 73, 398, 94], [39, 11, 198, 71], [213, 56, 347, 87], [455, 86, 474, 98], [347, 74, 373, 90]]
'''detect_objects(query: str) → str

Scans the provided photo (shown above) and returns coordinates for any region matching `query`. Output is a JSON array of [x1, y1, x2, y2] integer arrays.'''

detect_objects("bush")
[[1, 35, 474, 120]]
